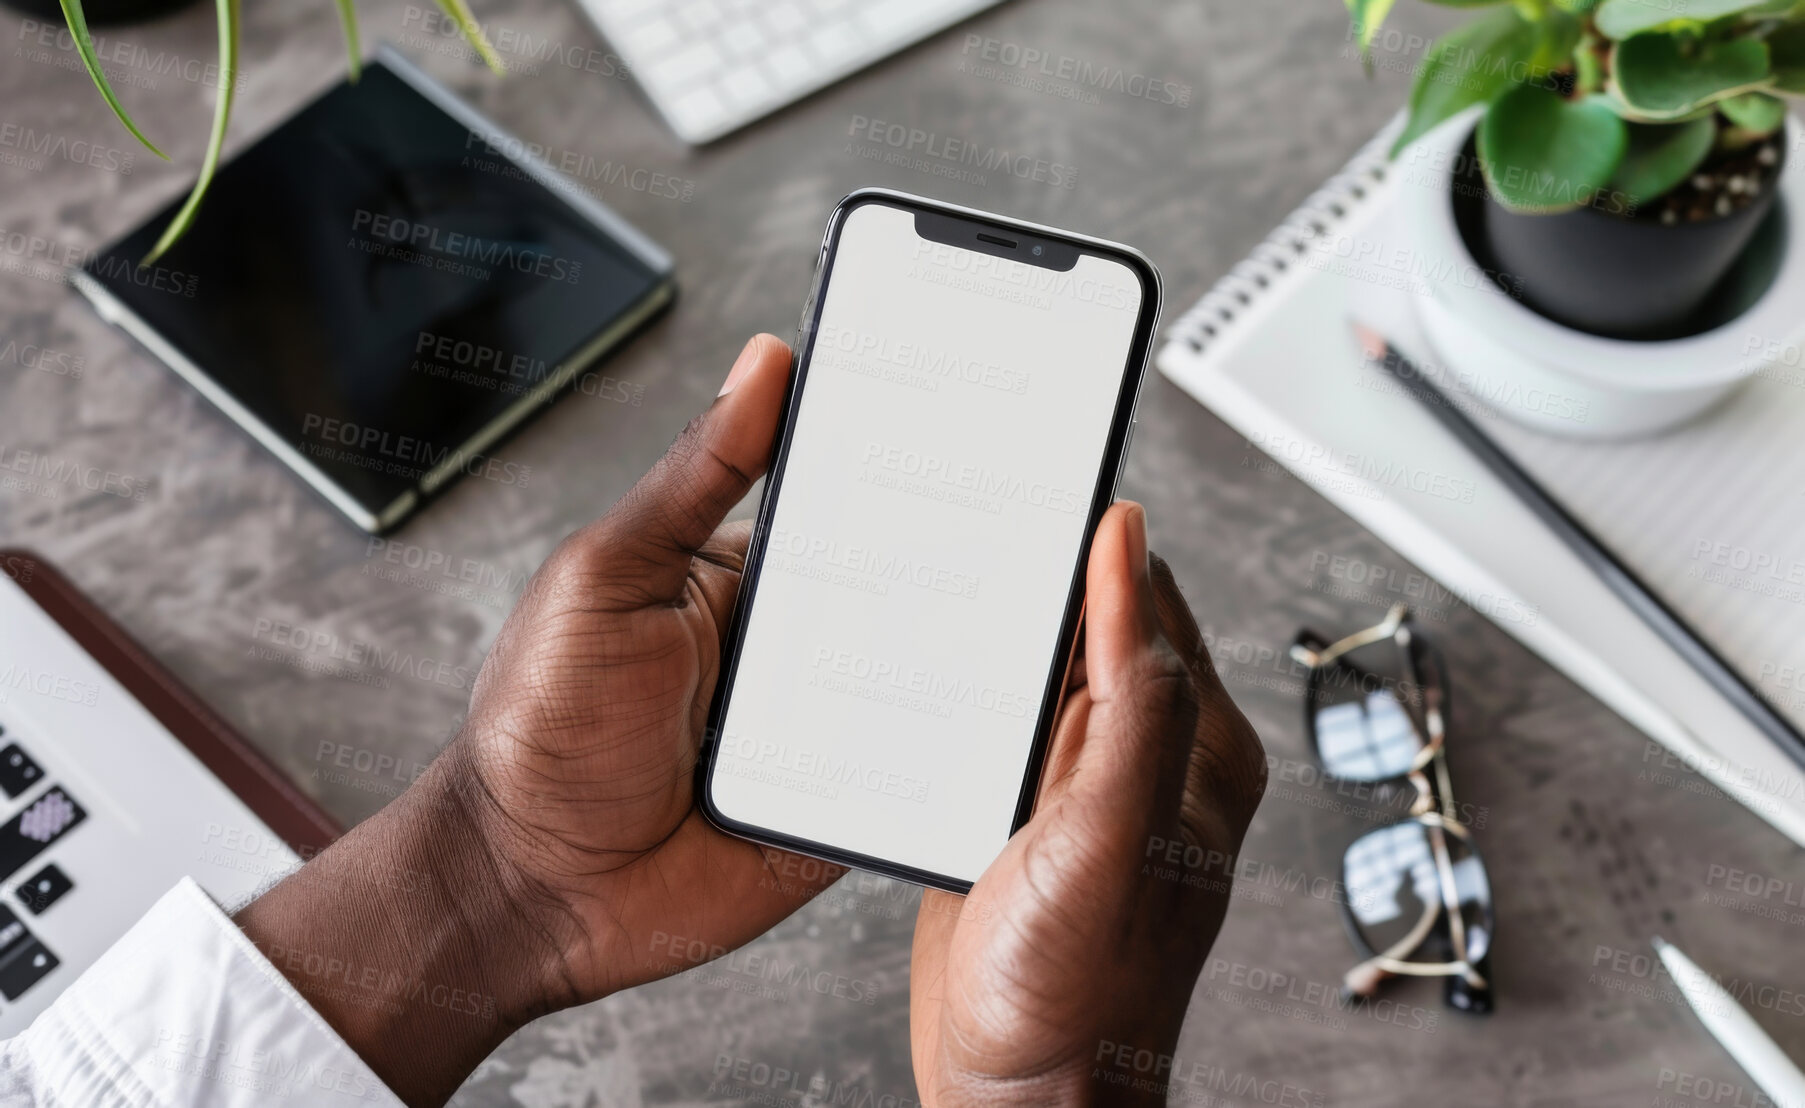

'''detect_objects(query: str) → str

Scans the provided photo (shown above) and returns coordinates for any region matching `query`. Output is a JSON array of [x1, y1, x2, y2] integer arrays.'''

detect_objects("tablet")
[[72, 47, 676, 532]]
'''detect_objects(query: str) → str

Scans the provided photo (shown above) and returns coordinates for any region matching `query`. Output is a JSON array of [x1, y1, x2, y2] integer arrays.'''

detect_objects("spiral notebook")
[[1156, 115, 1805, 846]]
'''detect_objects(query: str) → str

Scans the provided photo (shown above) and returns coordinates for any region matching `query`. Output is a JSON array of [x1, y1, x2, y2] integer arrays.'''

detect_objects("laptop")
[[0, 551, 337, 1035], [577, 0, 1010, 143]]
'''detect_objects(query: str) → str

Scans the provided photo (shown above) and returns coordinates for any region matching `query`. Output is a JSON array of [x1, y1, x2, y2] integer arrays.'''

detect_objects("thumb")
[[587, 334, 793, 599], [1071, 501, 1198, 812]]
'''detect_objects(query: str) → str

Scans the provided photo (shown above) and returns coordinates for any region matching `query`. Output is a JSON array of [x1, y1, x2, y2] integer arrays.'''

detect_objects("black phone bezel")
[[697, 188, 1163, 895]]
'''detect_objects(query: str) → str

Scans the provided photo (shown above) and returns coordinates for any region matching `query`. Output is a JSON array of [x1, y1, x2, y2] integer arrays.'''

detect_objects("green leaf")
[[1608, 117, 1716, 205], [1345, 0, 1398, 63], [334, 0, 361, 82], [1770, 21, 1805, 93], [1478, 85, 1630, 211], [1574, 32, 1605, 91], [1390, 7, 1542, 157], [1595, 0, 1778, 40], [1531, 7, 1584, 71], [1612, 33, 1773, 117], [1552, 0, 1600, 11], [1719, 89, 1789, 130], [1601, 90, 1724, 121], [57, 0, 167, 159], [142, 0, 238, 265], [434, 0, 505, 74]]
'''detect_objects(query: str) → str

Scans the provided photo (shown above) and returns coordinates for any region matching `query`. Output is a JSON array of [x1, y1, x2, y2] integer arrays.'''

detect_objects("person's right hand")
[[910, 502, 1267, 1106]]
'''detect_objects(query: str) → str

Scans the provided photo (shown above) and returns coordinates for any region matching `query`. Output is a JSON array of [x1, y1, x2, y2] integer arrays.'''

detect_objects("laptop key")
[[0, 939, 58, 1001], [0, 907, 28, 960], [0, 744, 43, 799], [17, 864, 71, 916], [0, 789, 87, 884]]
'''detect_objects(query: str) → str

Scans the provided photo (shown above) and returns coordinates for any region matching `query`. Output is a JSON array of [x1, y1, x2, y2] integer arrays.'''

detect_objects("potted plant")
[[1349, 0, 1805, 340], [45, 0, 502, 264]]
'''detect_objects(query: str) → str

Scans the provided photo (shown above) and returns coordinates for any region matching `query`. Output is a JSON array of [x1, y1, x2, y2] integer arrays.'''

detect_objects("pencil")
[[1350, 322, 1805, 774]]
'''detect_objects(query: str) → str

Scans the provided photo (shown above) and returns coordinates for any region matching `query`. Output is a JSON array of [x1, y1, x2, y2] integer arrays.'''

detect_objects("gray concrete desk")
[[2, 0, 1799, 1103]]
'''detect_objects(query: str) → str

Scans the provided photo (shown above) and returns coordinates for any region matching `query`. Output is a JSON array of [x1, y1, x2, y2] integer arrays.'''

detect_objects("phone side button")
[[796, 285, 822, 348], [1113, 419, 1137, 493]]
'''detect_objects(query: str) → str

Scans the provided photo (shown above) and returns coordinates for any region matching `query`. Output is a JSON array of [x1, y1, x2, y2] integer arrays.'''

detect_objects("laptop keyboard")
[[0, 907, 57, 1002], [580, 0, 1004, 142], [0, 569, 305, 1035], [0, 745, 43, 799], [0, 723, 77, 1006], [17, 865, 72, 916]]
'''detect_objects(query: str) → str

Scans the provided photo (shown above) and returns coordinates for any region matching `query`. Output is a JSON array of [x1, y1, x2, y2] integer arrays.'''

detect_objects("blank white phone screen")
[[712, 202, 1146, 884]]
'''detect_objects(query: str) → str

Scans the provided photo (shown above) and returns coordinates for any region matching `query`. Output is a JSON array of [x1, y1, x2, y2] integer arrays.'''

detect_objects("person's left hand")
[[453, 331, 844, 999], [237, 334, 841, 1106]]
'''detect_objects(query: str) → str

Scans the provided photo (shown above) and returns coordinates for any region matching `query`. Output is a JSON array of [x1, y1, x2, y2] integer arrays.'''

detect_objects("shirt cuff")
[[14, 876, 401, 1106]]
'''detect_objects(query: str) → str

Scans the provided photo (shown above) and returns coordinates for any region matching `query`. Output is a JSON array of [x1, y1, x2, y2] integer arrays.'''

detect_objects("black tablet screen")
[[81, 58, 667, 523]]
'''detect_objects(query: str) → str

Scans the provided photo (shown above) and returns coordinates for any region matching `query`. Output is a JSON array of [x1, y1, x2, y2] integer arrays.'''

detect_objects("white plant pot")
[[1402, 108, 1805, 440]]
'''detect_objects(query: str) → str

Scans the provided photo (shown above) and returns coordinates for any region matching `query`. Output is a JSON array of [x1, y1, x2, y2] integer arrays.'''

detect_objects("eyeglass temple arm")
[[1345, 817, 1487, 997], [1290, 603, 1409, 668], [1427, 821, 1477, 983], [1344, 894, 1442, 998]]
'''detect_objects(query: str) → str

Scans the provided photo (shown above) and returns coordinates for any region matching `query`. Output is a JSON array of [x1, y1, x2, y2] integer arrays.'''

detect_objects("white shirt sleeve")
[[0, 877, 402, 1107]]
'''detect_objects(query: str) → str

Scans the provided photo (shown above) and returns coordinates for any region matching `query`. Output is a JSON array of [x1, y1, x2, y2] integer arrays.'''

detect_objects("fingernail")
[[1124, 501, 1150, 581], [719, 336, 761, 397]]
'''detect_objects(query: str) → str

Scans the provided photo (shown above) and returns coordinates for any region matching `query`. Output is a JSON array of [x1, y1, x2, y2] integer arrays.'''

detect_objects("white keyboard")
[[578, 0, 1009, 143]]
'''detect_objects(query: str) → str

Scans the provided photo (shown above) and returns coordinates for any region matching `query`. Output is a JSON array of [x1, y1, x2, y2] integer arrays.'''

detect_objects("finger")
[[696, 519, 756, 575], [1072, 502, 1198, 810], [1034, 555, 1214, 807], [583, 334, 792, 601], [1148, 554, 1227, 703], [690, 519, 756, 619], [1144, 556, 1266, 836], [909, 888, 961, 1003], [913, 888, 964, 961]]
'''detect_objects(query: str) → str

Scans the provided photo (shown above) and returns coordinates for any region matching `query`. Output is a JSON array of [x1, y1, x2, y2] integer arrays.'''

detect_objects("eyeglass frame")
[[1290, 603, 1493, 1010]]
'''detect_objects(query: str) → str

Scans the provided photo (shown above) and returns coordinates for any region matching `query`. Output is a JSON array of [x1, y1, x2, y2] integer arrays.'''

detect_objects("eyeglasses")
[[1290, 604, 1494, 1014]]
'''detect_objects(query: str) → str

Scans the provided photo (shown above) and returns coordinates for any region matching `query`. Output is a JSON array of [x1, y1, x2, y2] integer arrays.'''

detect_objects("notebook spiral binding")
[[1168, 116, 1404, 356]]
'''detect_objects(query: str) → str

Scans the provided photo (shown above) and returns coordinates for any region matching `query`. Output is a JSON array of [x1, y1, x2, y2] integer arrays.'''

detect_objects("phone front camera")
[[1031, 245, 1044, 256]]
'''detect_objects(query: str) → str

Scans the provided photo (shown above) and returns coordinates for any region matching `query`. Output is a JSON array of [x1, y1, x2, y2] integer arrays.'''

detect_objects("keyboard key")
[[593, 0, 667, 19], [0, 939, 57, 1001], [721, 64, 774, 106], [0, 789, 86, 884], [721, 20, 767, 55], [0, 745, 43, 800], [862, 0, 936, 37], [625, 17, 681, 57], [17, 864, 71, 916], [645, 39, 725, 90], [677, 0, 721, 31], [0, 907, 27, 960], [766, 2, 808, 35], [766, 44, 813, 89], [668, 84, 728, 133], [808, 21, 863, 69]]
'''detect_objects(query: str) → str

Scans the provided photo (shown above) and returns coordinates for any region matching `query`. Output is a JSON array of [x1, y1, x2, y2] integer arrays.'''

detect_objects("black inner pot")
[[1452, 130, 1788, 343], [1, 0, 200, 25]]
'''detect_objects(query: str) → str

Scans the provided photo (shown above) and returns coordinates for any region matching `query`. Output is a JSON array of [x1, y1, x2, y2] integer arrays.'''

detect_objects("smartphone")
[[71, 47, 673, 533], [700, 189, 1161, 893]]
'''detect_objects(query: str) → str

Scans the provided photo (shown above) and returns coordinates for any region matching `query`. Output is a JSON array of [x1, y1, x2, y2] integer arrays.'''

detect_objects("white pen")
[[1655, 937, 1805, 1108]]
